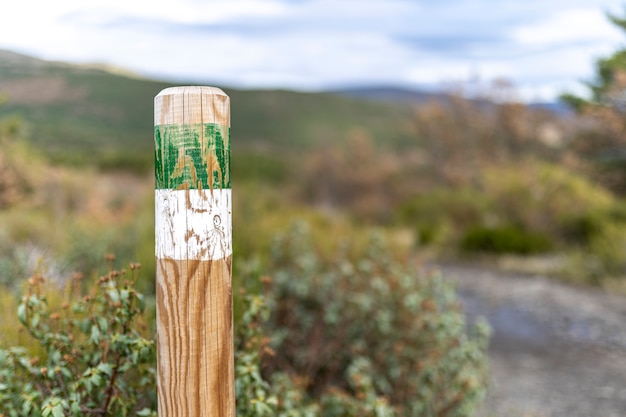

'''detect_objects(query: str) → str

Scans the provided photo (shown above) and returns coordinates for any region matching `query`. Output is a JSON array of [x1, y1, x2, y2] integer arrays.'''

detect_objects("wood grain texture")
[[155, 86, 234, 417], [156, 258, 234, 416], [155, 86, 230, 127]]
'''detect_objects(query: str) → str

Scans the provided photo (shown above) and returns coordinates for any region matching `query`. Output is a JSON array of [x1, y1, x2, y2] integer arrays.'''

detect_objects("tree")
[[561, 8, 626, 192], [562, 9, 626, 111]]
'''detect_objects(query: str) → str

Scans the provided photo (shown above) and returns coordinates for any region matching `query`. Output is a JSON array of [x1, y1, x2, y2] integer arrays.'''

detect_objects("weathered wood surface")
[[155, 86, 234, 416]]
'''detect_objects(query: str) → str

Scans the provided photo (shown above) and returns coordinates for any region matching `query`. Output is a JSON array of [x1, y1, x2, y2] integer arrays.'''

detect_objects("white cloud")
[[513, 8, 623, 45], [62, 0, 289, 25], [1, 0, 626, 100]]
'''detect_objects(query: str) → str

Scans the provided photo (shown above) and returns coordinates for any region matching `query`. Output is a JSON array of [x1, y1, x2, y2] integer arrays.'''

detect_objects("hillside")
[[0, 50, 415, 171]]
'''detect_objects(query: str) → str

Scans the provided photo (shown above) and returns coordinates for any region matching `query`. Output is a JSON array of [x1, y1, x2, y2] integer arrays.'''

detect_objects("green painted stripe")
[[155, 123, 230, 190]]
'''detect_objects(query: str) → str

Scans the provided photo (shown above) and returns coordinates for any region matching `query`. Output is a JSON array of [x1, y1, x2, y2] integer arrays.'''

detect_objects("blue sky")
[[1, 0, 625, 101]]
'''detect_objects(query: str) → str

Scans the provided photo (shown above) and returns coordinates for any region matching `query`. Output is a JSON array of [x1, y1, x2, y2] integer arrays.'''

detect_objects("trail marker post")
[[154, 86, 234, 416]]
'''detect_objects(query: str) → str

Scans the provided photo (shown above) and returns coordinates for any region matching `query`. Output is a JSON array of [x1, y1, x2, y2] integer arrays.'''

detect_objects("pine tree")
[[560, 9, 626, 192], [562, 10, 626, 111]]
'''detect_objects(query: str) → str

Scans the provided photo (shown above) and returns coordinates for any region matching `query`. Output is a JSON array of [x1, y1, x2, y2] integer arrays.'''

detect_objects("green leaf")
[[91, 373, 103, 387], [136, 293, 146, 312], [90, 324, 101, 344], [108, 288, 120, 304], [17, 303, 26, 324], [98, 363, 114, 376], [52, 403, 65, 417], [79, 318, 90, 333], [50, 350, 61, 364], [97, 316, 108, 333]]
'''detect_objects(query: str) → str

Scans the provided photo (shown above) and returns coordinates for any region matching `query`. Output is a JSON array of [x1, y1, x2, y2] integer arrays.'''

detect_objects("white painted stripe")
[[156, 189, 232, 261]]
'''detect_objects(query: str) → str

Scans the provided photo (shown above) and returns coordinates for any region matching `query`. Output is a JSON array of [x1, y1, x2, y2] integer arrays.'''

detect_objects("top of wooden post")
[[155, 86, 230, 127]]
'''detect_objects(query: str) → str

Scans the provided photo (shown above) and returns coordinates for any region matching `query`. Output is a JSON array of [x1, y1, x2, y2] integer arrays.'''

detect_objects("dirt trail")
[[437, 264, 626, 417]]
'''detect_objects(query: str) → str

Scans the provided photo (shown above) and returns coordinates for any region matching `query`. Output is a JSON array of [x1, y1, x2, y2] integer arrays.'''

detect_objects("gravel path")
[[437, 264, 626, 417]]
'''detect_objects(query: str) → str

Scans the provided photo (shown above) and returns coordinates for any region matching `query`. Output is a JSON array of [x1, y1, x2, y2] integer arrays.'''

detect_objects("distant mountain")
[[0, 50, 50, 67], [527, 101, 573, 116], [329, 86, 573, 116], [328, 86, 446, 104]]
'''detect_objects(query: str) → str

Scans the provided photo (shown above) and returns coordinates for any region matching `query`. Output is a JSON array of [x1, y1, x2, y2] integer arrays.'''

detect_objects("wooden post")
[[154, 86, 234, 416]]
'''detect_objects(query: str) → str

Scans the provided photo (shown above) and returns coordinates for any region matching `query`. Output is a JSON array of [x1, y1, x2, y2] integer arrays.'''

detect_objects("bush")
[[479, 161, 615, 239], [395, 188, 491, 247], [395, 161, 626, 287], [0, 229, 490, 416], [235, 291, 399, 417], [0, 261, 156, 416], [262, 222, 490, 417], [461, 226, 553, 255]]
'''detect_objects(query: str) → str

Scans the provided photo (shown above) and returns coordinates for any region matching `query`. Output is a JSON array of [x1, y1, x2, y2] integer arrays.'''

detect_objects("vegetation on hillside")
[[0, 50, 413, 171]]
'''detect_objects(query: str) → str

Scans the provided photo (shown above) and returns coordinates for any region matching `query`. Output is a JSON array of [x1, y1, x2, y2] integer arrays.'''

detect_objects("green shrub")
[[479, 161, 615, 238], [0, 262, 156, 416], [0, 262, 290, 417], [461, 226, 553, 255], [0, 227, 490, 416], [236, 287, 408, 417], [560, 213, 606, 245], [561, 222, 626, 285], [262, 222, 490, 417], [396, 188, 491, 247]]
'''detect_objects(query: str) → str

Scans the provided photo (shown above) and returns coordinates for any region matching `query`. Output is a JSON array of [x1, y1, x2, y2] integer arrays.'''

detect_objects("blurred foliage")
[[461, 226, 553, 255], [0, 115, 43, 208], [0, 113, 154, 295], [560, 8, 626, 193], [4, 43, 626, 414], [233, 151, 289, 185], [259, 222, 490, 416], [235, 291, 400, 417], [398, 160, 617, 242], [1, 71, 626, 294], [561, 10, 626, 110], [0, 263, 156, 416], [412, 80, 566, 187], [0, 108, 491, 415], [478, 161, 615, 238], [0, 229, 488, 417], [396, 187, 490, 249], [0, 52, 414, 171]]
